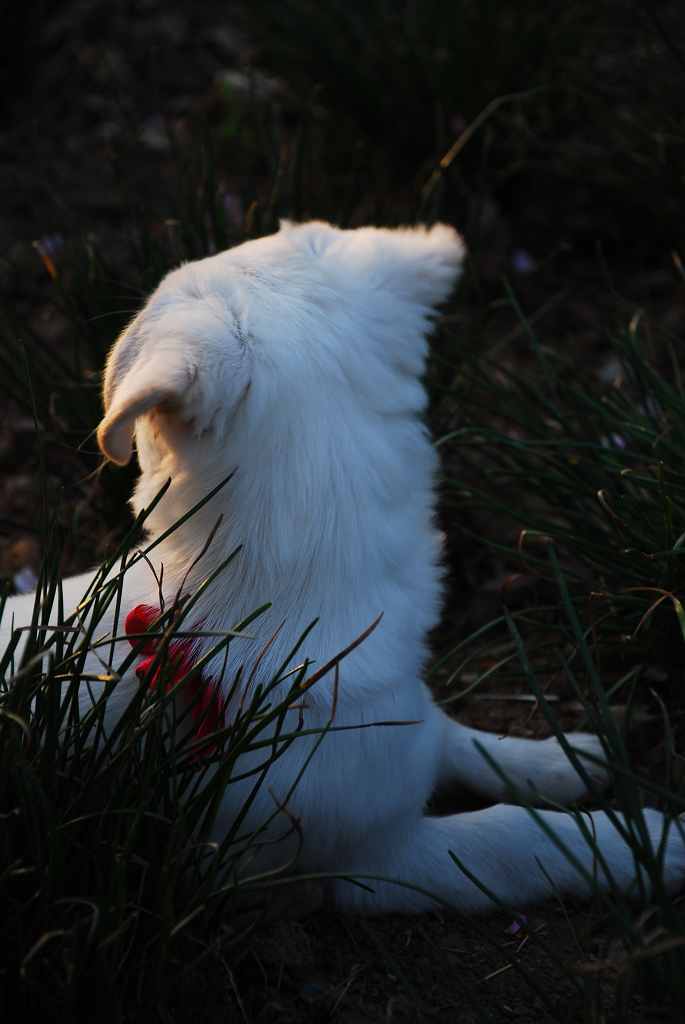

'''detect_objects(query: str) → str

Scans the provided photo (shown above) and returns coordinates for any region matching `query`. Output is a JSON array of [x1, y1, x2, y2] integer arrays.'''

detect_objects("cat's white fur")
[[4, 220, 683, 911]]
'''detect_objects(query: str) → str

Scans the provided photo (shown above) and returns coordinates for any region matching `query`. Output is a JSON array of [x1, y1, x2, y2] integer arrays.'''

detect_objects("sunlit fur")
[[4, 221, 684, 911]]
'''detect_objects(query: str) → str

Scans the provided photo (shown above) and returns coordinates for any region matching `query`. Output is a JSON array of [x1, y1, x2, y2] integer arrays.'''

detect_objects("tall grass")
[[0, 477, 358, 1018], [438, 306, 685, 677], [432, 289, 685, 1019]]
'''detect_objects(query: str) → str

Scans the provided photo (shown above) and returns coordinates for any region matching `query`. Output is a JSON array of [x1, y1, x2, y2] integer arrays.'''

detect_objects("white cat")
[[3, 220, 683, 911]]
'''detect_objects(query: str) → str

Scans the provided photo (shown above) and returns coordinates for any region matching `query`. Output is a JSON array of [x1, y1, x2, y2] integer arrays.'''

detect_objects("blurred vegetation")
[[243, 0, 685, 251]]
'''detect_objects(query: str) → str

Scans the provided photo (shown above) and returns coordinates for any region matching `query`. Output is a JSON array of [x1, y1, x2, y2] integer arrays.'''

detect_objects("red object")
[[124, 603, 225, 754]]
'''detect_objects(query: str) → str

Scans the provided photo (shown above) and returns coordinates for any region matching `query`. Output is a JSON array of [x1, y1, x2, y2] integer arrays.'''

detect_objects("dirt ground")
[[1, 3, 682, 1021], [212, 906, 621, 1023]]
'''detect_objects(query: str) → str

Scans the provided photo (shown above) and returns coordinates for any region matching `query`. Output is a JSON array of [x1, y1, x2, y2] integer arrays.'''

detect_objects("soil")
[[1, 3, 682, 1021], [210, 907, 620, 1024]]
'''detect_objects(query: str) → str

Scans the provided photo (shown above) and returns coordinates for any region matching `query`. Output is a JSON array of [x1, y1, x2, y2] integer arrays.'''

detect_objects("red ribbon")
[[124, 603, 225, 753]]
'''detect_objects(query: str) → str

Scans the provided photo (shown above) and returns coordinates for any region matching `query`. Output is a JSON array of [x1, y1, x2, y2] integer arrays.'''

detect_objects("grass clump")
[[432, 284, 685, 1019], [0, 481, 347, 1020], [440, 299, 685, 681]]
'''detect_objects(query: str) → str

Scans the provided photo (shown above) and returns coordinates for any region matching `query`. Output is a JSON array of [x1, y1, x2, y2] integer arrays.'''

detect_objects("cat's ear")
[[98, 285, 253, 466], [398, 223, 466, 307], [350, 223, 466, 309], [97, 317, 190, 465]]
